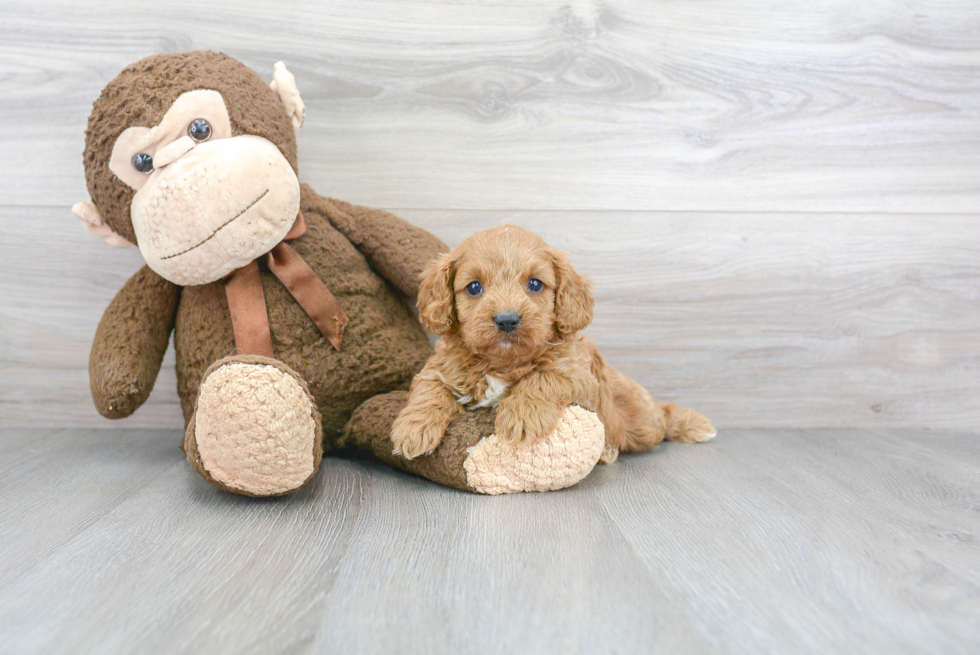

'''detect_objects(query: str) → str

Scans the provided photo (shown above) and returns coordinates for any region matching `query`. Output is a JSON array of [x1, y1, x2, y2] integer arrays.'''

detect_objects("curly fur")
[[392, 225, 717, 460]]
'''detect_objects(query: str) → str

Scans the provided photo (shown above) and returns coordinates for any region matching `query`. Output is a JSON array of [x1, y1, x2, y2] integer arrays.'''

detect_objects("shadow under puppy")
[[391, 225, 716, 460]]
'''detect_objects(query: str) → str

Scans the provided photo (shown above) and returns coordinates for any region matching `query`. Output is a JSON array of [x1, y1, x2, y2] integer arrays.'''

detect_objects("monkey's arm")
[[304, 186, 448, 298], [90, 265, 180, 419]]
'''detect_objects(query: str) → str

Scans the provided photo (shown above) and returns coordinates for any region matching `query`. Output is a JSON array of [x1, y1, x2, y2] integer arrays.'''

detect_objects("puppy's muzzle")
[[494, 312, 521, 334]]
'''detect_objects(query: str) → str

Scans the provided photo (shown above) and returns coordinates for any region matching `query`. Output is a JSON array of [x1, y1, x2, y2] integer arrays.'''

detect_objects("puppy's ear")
[[549, 247, 593, 336], [418, 251, 458, 335]]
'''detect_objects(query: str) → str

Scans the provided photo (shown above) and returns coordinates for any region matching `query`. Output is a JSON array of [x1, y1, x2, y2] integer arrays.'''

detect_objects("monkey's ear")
[[72, 200, 134, 248], [270, 62, 306, 132]]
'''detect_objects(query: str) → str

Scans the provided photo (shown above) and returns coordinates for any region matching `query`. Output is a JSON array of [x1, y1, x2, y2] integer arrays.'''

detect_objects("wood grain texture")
[[0, 427, 976, 654], [4, 207, 978, 429], [2, 5, 977, 654], [1, 2, 977, 427], [1, 0, 979, 212]]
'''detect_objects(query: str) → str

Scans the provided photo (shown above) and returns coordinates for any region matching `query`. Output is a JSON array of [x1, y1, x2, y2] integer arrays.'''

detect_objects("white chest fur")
[[456, 375, 509, 409]]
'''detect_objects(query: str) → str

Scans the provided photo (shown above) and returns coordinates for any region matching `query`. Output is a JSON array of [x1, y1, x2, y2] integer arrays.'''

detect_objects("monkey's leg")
[[341, 392, 606, 494], [182, 355, 323, 496]]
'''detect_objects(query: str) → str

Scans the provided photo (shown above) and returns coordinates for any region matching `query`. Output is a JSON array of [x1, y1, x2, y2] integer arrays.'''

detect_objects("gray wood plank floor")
[[1, 428, 976, 654], [2, 3, 978, 651]]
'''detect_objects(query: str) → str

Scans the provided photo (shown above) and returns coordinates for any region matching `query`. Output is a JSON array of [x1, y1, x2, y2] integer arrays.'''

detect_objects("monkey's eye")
[[466, 281, 483, 297], [132, 153, 154, 174], [527, 278, 544, 293], [188, 118, 212, 142]]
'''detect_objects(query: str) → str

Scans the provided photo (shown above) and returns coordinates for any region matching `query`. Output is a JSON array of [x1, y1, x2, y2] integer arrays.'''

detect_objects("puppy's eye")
[[527, 278, 544, 293], [188, 118, 212, 142], [466, 281, 483, 297], [132, 153, 154, 174]]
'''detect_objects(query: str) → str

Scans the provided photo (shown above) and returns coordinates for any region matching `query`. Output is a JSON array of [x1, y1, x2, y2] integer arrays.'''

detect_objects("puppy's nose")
[[494, 312, 521, 333]]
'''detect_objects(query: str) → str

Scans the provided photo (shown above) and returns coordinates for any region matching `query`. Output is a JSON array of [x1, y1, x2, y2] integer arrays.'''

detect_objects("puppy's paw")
[[495, 397, 564, 443], [391, 409, 446, 459], [597, 444, 619, 465]]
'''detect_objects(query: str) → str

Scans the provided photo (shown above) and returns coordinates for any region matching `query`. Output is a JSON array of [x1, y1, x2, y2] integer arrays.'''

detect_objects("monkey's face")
[[108, 89, 300, 286], [76, 52, 308, 287]]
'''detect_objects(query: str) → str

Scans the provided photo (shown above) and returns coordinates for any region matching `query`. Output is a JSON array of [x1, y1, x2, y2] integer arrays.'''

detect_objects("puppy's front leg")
[[495, 372, 577, 443], [391, 368, 463, 459]]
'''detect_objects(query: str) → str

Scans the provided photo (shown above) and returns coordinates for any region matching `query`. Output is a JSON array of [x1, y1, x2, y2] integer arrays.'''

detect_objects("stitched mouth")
[[160, 189, 269, 260]]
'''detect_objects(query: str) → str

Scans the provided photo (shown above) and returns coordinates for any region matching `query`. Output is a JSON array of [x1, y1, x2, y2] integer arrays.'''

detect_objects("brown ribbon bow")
[[224, 210, 349, 358]]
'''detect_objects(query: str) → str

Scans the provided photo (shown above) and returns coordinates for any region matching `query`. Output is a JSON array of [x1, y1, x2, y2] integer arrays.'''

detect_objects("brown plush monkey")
[[75, 51, 605, 496]]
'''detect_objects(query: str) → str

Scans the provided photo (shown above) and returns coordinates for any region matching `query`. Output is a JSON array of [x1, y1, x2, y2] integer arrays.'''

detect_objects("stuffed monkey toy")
[[75, 51, 605, 496]]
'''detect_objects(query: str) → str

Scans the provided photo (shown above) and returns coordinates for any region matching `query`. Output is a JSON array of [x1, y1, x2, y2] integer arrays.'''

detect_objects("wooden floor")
[[1, 2, 978, 653], [1, 427, 976, 654]]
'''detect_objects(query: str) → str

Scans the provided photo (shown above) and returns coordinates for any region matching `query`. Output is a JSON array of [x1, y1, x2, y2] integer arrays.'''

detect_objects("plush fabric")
[[341, 391, 486, 492], [463, 405, 605, 495], [81, 51, 607, 496], [89, 265, 179, 419], [84, 51, 299, 245], [171, 187, 435, 445], [72, 200, 133, 247], [131, 135, 301, 285], [107, 90, 233, 191], [341, 392, 606, 494], [270, 61, 306, 131], [190, 356, 322, 497]]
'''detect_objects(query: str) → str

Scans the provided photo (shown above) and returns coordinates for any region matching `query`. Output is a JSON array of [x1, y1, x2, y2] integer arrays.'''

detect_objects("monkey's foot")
[[462, 406, 605, 495], [183, 355, 322, 496], [344, 393, 605, 494]]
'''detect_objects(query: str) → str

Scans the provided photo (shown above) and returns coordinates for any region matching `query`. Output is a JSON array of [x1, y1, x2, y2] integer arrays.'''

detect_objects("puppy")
[[391, 225, 716, 460]]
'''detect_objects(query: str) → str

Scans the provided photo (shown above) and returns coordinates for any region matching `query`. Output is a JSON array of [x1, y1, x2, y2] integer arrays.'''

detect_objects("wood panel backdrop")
[[2, 0, 978, 430]]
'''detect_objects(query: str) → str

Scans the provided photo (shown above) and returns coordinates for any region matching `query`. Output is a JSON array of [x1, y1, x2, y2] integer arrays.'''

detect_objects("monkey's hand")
[[90, 266, 179, 419], [306, 190, 448, 300]]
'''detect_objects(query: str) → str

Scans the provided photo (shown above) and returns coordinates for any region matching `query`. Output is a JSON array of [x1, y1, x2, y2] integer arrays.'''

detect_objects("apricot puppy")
[[391, 225, 716, 460]]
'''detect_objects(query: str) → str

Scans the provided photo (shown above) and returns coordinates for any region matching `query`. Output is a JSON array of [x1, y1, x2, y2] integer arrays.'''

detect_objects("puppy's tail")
[[603, 370, 717, 451], [662, 402, 717, 443]]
